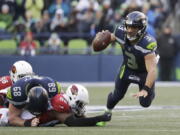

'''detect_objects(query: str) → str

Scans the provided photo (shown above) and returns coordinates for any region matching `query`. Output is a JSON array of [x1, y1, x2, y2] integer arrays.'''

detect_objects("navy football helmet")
[[26, 86, 49, 115], [125, 11, 147, 41]]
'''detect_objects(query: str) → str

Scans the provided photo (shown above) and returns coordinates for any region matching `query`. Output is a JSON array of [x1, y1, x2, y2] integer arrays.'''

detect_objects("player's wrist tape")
[[24, 120, 32, 127], [143, 85, 151, 92]]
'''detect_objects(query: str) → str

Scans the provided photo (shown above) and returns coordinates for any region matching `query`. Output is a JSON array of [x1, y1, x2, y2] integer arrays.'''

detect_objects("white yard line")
[[86, 105, 180, 113]]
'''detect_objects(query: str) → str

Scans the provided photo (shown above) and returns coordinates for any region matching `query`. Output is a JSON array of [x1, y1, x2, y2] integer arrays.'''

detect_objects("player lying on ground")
[[0, 60, 34, 107], [4, 76, 111, 127], [0, 84, 90, 126]]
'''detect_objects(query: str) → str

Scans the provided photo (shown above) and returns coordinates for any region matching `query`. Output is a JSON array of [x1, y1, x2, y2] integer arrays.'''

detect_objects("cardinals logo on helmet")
[[70, 85, 78, 95]]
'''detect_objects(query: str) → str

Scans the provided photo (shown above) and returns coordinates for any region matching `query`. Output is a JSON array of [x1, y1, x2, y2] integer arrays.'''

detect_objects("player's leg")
[[138, 83, 155, 107], [106, 67, 130, 110]]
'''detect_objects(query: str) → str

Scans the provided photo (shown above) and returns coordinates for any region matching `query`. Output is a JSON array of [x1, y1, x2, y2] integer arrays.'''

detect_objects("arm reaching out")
[[133, 53, 157, 98]]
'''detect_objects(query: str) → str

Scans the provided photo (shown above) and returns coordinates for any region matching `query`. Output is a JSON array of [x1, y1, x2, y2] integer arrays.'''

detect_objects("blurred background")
[[0, 0, 180, 82]]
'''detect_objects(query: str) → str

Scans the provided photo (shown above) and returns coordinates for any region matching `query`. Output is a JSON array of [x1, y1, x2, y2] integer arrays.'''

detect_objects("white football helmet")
[[9, 60, 34, 83], [66, 84, 89, 116]]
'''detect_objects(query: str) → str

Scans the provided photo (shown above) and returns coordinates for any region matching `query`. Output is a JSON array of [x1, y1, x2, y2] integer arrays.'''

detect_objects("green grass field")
[[0, 85, 180, 135]]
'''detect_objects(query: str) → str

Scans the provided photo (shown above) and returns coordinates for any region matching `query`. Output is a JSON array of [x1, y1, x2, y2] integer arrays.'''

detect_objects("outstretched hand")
[[133, 90, 148, 98], [101, 111, 112, 122], [31, 117, 40, 126]]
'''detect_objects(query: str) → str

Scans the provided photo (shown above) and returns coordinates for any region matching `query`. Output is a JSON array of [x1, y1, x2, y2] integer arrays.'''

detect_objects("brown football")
[[92, 30, 111, 52]]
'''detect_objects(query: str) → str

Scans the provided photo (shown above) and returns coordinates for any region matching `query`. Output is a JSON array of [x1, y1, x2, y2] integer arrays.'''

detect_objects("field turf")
[[0, 85, 180, 135]]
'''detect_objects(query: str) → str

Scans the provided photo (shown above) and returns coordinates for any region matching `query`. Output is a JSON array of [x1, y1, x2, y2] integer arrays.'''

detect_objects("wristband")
[[24, 120, 31, 127], [143, 85, 151, 92]]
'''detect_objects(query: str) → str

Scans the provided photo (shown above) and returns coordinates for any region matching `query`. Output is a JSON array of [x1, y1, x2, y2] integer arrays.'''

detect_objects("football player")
[[0, 84, 89, 126], [97, 11, 159, 112], [38, 84, 90, 126], [5, 77, 111, 127], [0, 60, 34, 107]]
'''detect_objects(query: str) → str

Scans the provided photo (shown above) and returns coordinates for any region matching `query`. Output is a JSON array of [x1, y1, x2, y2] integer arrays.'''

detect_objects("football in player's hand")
[[92, 30, 111, 52]]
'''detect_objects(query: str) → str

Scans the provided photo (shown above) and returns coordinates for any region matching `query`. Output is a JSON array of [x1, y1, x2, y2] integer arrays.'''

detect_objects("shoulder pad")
[[141, 34, 157, 51], [39, 77, 59, 98], [146, 42, 157, 51]]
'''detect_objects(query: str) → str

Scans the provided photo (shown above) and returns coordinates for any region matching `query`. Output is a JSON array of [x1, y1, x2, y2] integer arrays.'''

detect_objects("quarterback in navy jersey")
[[104, 11, 159, 112]]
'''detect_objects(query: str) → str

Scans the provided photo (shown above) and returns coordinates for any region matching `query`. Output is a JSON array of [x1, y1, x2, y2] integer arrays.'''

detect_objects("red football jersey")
[[38, 93, 71, 124], [0, 76, 12, 90], [38, 111, 56, 124], [50, 93, 71, 113]]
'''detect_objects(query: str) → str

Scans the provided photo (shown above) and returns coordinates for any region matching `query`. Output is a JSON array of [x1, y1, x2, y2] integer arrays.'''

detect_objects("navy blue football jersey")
[[6, 76, 61, 108], [115, 26, 157, 72]]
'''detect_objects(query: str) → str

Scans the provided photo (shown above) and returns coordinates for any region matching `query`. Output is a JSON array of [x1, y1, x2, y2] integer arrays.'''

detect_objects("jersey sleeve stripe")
[[119, 65, 126, 79], [6, 88, 12, 100], [134, 45, 152, 53], [116, 37, 125, 45], [55, 81, 61, 94], [146, 42, 157, 50]]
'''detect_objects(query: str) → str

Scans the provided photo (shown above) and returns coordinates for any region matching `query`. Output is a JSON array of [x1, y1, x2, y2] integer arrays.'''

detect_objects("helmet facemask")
[[125, 22, 146, 41], [71, 100, 87, 116]]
